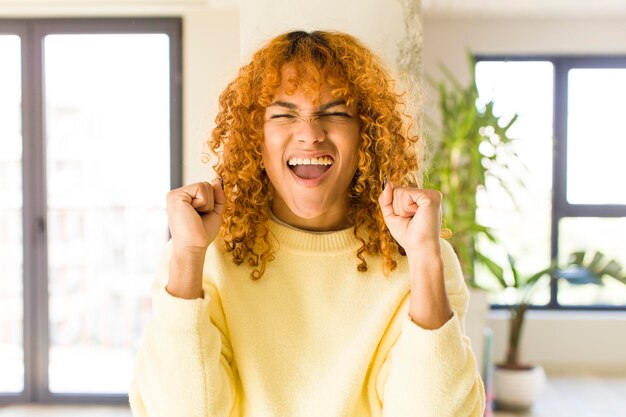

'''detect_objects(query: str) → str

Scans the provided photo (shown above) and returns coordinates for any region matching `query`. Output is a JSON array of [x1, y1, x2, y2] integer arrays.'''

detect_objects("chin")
[[271, 179, 351, 226]]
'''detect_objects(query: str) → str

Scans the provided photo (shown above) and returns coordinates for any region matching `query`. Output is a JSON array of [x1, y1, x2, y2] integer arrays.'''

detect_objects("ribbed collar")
[[267, 218, 362, 254]]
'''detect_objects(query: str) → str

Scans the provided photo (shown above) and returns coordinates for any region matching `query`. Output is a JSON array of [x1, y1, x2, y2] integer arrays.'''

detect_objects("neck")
[[271, 199, 351, 232]]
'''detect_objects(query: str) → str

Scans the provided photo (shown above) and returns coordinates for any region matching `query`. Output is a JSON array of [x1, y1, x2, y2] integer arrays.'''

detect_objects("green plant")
[[424, 55, 520, 286], [479, 250, 626, 369]]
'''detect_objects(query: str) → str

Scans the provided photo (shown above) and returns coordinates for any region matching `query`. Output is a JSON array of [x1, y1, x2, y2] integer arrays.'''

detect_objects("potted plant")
[[479, 250, 626, 411], [424, 55, 520, 286]]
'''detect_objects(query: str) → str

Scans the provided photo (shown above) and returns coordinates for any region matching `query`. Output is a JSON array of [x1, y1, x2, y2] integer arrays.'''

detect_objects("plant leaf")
[[568, 251, 586, 266], [476, 251, 508, 289], [525, 267, 553, 288], [556, 267, 603, 286], [438, 62, 463, 91], [589, 252, 608, 274], [508, 254, 520, 288], [598, 260, 624, 279]]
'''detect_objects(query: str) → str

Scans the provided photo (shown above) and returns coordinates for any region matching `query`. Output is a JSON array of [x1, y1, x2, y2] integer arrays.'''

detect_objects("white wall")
[[423, 16, 626, 374], [238, 0, 415, 74], [422, 17, 626, 120], [182, 9, 240, 184], [489, 309, 626, 375]]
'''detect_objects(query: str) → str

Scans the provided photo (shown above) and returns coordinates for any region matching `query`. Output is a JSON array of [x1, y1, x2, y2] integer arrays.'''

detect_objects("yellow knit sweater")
[[129, 220, 485, 417]]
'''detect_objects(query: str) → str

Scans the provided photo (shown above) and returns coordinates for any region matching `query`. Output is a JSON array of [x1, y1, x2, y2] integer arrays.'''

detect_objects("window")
[[474, 57, 626, 309], [0, 18, 181, 403]]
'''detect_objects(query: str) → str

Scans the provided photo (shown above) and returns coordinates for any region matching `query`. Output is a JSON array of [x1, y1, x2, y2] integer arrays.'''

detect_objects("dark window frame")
[[475, 55, 626, 311], [0, 17, 182, 404]]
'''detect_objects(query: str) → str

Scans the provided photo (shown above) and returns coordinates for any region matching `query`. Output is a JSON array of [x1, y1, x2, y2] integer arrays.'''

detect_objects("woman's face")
[[262, 66, 361, 231]]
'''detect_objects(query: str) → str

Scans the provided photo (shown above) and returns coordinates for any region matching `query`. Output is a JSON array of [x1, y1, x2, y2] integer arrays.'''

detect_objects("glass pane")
[[0, 34, 24, 393], [568, 68, 626, 204], [474, 61, 554, 305], [558, 217, 626, 306], [44, 34, 171, 393]]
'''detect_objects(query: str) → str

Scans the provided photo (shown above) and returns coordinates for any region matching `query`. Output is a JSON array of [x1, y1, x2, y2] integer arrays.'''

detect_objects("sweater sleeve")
[[377, 239, 485, 417], [129, 240, 237, 417]]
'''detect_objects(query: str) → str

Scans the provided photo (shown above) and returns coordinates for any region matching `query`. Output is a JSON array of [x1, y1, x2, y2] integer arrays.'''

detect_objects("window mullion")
[[22, 21, 51, 402], [550, 58, 570, 308], [559, 204, 626, 217], [169, 21, 183, 192]]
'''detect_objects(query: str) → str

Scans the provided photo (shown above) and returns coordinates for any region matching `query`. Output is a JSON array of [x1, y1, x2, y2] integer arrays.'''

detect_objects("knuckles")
[[422, 189, 442, 204], [166, 182, 214, 205], [392, 187, 442, 204]]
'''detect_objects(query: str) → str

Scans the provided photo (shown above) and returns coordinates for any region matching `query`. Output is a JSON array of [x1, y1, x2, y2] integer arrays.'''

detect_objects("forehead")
[[272, 63, 350, 106]]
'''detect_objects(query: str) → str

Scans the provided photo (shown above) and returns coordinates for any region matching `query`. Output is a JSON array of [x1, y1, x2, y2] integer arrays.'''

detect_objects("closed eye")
[[316, 111, 352, 119], [267, 112, 353, 123], [270, 113, 297, 119]]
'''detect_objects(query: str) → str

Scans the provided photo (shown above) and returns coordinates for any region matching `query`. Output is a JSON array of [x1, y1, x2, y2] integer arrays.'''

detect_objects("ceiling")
[[421, 0, 626, 18]]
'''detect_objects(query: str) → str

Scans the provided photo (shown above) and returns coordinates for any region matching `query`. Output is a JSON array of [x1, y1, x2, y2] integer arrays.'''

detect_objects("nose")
[[295, 117, 326, 145]]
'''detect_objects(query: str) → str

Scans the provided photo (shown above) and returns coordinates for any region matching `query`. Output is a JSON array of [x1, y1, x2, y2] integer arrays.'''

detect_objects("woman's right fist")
[[166, 179, 226, 254]]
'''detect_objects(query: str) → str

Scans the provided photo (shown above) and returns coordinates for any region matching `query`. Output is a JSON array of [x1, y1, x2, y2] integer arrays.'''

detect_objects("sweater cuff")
[[397, 311, 467, 365], [151, 286, 211, 333]]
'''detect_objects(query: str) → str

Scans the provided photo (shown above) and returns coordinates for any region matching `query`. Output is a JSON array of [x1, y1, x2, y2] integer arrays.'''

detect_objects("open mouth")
[[287, 156, 333, 180]]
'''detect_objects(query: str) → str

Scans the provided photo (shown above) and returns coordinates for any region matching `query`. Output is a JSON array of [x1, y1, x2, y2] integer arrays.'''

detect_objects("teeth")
[[287, 156, 333, 166]]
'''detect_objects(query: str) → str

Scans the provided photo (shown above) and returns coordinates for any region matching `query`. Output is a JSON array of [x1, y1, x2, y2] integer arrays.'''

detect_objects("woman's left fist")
[[378, 181, 442, 254]]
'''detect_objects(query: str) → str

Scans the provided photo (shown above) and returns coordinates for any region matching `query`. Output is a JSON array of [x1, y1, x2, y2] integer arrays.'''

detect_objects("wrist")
[[172, 243, 208, 258], [406, 241, 451, 329], [404, 238, 441, 258], [406, 241, 443, 276], [167, 248, 206, 299]]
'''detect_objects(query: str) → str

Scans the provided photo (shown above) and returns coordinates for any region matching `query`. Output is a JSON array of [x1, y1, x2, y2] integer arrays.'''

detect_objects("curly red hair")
[[205, 30, 420, 280]]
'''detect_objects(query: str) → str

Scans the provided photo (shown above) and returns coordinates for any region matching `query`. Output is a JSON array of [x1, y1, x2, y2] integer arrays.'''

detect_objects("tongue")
[[291, 164, 330, 179]]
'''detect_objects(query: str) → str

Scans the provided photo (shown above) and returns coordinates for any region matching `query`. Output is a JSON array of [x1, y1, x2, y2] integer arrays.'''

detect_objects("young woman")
[[130, 30, 484, 417]]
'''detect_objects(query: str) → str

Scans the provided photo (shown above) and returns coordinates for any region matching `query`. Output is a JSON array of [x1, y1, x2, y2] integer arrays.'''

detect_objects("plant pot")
[[493, 364, 546, 411]]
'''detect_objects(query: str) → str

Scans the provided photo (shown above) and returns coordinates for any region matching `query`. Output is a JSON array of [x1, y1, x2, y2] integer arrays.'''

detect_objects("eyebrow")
[[267, 98, 347, 112]]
